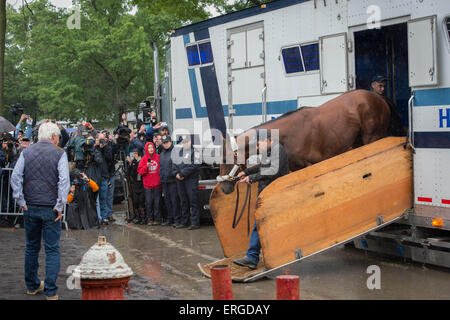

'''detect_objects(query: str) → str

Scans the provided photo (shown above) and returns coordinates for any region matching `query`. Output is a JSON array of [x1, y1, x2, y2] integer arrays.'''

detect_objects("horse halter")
[[216, 135, 244, 182]]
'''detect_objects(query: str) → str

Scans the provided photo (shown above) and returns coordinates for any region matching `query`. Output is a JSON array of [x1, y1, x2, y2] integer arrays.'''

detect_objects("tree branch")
[[121, 75, 136, 90], [92, 58, 115, 84]]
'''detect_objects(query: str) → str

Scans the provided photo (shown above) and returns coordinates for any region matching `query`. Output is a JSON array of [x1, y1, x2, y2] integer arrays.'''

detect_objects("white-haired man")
[[11, 122, 70, 300]]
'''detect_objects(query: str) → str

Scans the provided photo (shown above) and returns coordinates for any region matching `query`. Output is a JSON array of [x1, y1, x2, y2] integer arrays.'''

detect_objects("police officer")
[[159, 136, 180, 227], [370, 75, 406, 137], [172, 135, 201, 230], [233, 129, 289, 269]]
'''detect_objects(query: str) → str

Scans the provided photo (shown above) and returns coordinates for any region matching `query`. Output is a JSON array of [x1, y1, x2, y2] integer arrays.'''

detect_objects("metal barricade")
[[0, 167, 68, 230]]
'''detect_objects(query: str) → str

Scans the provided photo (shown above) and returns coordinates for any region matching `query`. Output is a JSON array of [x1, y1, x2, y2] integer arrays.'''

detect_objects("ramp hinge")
[[376, 215, 384, 226], [294, 248, 303, 259]]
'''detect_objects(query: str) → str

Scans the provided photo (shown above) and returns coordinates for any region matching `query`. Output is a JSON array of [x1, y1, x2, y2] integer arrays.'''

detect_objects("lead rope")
[[232, 182, 252, 236]]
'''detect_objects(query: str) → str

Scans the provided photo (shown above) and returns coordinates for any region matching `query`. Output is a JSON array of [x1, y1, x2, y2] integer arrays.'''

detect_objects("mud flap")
[[198, 253, 266, 282], [256, 137, 413, 269]]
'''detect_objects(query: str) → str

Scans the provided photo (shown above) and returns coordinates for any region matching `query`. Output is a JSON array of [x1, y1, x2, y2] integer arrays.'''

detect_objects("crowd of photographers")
[[1, 111, 202, 231]]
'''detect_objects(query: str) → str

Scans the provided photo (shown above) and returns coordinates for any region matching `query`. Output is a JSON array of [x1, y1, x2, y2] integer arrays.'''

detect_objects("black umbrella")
[[0, 116, 16, 133]]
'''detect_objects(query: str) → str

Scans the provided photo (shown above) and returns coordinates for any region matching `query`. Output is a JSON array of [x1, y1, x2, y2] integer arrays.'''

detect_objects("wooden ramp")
[[256, 137, 413, 269], [209, 182, 259, 257], [202, 137, 413, 281], [198, 253, 265, 282]]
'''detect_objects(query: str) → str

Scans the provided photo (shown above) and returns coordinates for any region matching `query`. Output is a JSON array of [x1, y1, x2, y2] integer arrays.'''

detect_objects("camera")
[[115, 126, 131, 146], [1, 133, 16, 151], [10, 103, 24, 116], [99, 138, 106, 145], [82, 138, 95, 154], [71, 168, 83, 182]]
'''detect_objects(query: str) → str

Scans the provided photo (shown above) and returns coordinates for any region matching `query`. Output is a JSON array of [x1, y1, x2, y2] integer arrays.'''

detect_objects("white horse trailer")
[[161, 0, 450, 267]]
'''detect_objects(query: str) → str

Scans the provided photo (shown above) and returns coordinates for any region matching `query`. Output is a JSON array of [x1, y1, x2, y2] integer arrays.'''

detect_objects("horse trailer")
[[160, 0, 450, 268]]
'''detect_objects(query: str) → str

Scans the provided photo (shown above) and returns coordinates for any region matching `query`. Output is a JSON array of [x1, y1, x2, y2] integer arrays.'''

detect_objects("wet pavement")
[[0, 207, 449, 300]]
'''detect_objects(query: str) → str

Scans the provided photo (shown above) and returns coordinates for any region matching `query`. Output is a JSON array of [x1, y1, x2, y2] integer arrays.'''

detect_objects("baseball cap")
[[371, 75, 387, 83], [161, 135, 172, 144]]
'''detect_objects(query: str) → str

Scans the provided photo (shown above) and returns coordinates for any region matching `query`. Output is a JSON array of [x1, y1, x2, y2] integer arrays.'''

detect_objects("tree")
[[3, 0, 262, 123], [213, 0, 268, 14], [0, 0, 6, 116]]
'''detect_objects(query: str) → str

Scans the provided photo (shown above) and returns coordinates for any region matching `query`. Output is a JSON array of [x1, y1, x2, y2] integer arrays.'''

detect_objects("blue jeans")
[[246, 222, 261, 264], [98, 179, 109, 221], [106, 177, 115, 218], [23, 205, 61, 297], [96, 194, 101, 221]]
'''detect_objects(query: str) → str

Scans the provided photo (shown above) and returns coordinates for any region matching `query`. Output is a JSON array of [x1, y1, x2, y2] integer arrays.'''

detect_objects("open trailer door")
[[319, 33, 348, 95], [408, 16, 439, 87]]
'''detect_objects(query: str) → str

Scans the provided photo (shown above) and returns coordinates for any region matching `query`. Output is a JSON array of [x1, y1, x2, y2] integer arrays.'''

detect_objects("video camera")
[[81, 138, 96, 155], [0, 133, 17, 151], [113, 125, 131, 147], [10, 103, 24, 116]]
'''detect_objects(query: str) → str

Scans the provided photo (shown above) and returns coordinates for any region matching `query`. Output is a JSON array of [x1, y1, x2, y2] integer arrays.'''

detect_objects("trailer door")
[[319, 33, 348, 95], [228, 22, 265, 129], [407, 16, 438, 87]]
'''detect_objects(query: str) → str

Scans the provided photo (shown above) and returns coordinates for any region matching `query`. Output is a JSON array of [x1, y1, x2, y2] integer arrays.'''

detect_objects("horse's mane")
[[249, 106, 311, 130]]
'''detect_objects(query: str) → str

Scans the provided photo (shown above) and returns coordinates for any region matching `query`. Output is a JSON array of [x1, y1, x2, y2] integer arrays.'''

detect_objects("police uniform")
[[172, 145, 201, 229]]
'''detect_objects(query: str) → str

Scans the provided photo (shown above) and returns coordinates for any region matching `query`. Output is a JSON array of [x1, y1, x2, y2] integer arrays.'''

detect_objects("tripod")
[[113, 147, 133, 221]]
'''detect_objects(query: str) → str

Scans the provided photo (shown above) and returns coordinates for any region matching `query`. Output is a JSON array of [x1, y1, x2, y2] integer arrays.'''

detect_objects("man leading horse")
[[233, 129, 290, 270]]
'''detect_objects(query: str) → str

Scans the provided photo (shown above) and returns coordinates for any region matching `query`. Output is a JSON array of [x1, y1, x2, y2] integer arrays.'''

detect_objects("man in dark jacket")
[[370, 75, 407, 137], [159, 136, 180, 227], [127, 148, 145, 224], [95, 132, 114, 225], [233, 129, 289, 269], [172, 135, 201, 230]]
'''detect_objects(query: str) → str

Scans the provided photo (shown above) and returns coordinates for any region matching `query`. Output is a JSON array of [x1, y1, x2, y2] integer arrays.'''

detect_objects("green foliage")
[[3, 0, 262, 123]]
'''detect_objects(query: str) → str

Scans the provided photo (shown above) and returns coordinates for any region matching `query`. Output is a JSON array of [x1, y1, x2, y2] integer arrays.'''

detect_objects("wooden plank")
[[209, 182, 259, 257], [198, 253, 266, 282], [256, 137, 413, 269]]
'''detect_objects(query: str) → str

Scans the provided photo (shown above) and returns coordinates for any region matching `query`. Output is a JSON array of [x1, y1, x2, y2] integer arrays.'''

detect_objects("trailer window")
[[282, 46, 304, 74], [281, 42, 320, 75], [199, 42, 214, 64], [186, 41, 214, 67], [301, 43, 320, 71], [446, 16, 450, 49], [186, 44, 200, 66], [447, 17, 450, 38]]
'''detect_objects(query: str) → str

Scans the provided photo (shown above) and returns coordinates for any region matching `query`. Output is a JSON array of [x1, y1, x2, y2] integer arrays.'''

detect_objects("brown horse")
[[219, 90, 392, 194]]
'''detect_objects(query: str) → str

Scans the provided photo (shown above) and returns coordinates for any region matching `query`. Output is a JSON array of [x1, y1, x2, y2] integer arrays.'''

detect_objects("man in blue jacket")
[[172, 135, 201, 230], [159, 136, 180, 227]]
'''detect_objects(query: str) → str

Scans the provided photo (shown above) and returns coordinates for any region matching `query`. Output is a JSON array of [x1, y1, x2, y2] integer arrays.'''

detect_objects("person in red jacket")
[[137, 142, 162, 225]]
